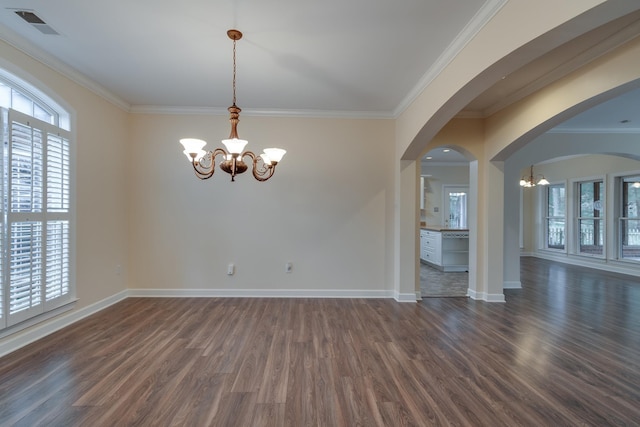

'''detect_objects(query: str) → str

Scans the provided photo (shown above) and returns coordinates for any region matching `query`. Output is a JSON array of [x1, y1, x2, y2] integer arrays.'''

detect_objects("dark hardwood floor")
[[1, 257, 640, 426]]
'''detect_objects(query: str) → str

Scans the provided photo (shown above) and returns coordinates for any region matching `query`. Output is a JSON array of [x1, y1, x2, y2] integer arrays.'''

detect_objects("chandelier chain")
[[232, 37, 237, 106]]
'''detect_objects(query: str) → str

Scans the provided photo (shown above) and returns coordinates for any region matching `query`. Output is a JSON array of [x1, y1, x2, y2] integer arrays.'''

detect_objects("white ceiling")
[[0, 0, 639, 162], [0, 0, 491, 115]]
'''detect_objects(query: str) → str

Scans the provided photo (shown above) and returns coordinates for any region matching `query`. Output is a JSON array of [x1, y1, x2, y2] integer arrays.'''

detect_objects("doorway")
[[443, 185, 469, 229]]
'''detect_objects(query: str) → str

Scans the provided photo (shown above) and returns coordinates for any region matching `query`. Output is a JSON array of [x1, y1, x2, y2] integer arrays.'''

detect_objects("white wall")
[[128, 114, 395, 295]]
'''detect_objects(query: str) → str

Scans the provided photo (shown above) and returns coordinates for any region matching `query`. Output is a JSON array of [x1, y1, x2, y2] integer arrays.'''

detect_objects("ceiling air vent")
[[14, 10, 59, 35]]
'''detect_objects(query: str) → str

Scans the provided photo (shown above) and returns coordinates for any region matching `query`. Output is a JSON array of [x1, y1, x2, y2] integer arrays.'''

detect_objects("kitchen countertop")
[[420, 225, 469, 232]]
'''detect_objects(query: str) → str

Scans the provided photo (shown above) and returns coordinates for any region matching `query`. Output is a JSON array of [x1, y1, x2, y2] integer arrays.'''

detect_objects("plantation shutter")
[[0, 110, 4, 329], [44, 132, 70, 308], [4, 109, 71, 326]]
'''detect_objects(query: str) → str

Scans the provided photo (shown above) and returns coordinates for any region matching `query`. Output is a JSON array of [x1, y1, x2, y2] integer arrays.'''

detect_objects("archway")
[[502, 112, 640, 288], [395, 6, 640, 302], [418, 146, 475, 298]]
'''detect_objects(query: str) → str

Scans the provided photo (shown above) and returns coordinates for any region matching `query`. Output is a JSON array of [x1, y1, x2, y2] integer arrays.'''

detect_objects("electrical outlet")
[[227, 263, 235, 275], [285, 262, 293, 273]]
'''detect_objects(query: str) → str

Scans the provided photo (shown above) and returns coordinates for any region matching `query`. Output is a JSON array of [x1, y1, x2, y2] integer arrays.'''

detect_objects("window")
[[577, 180, 604, 256], [545, 183, 565, 250], [0, 71, 72, 332], [0, 77, 68, 129], [619, 175, 640, 261], [443, 186, 468, 229]]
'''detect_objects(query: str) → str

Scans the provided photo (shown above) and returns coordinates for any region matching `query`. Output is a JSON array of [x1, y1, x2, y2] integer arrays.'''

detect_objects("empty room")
[[1, 1, 640, 425]]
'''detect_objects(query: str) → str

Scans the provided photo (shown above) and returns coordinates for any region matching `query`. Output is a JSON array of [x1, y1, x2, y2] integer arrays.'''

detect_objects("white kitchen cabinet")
[[420, 228, 468, 272], [420, 229, 441, 266]]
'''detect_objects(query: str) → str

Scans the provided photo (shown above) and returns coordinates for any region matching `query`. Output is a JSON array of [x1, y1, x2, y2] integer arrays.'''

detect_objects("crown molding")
[[130, 104, 394, 119], [547, 127, 640, 134], [481, 17, 640, 118], [393, 0, 508, 118], [0, 23, 131, 112]]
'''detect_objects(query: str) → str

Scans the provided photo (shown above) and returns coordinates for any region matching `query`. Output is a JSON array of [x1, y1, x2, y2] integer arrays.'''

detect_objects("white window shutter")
[[0, 109, 4, 328], [4, 110, 72, 327]]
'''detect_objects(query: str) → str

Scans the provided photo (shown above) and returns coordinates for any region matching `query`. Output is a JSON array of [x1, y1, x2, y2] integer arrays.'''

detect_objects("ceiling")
[[0, 0, 639, 161], [0, 0, 490, 115]]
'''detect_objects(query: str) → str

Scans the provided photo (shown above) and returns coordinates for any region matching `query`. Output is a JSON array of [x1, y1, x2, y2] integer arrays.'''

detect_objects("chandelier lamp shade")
[[179, 29, 286, 182], [519, 165, 549, 187]]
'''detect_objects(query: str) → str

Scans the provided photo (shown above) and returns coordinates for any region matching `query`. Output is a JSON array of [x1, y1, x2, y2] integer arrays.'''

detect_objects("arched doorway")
[[419, 147, 473, 297], [397, 9, 640, 302]]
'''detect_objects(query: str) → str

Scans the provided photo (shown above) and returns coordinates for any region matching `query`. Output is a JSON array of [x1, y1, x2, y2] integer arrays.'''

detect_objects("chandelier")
[[180, 29, 286, 182], [519, 165, 549, 187]]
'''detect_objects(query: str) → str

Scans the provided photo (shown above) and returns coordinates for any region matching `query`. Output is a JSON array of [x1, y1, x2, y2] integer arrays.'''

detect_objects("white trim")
[[548, 127, 640, 134], [0, 290, 127, 358], [467, 289, 480, 299], [394, 0, 507, 117], [485, 293, 506, 302], [530, 252, 640, 278], [394, 291, 418, 303], [130, 105, 394, 120], [0, 299, 76, 340], [128, 288, 395, 299], [467, 289, 506, 302], [0, 24, 130, 112], [503, 281, 522, 289]]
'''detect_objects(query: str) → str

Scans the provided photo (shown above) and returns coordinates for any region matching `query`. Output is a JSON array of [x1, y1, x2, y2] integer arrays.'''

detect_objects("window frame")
[[615, 173, 640, 263], [0, 69, 74, 334], [574, 177, 606, 259], [544, 182, 566, 252]]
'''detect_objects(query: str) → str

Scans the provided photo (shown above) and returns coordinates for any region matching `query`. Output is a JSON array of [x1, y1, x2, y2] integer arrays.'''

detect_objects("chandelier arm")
[[192, 164, 214, 180], [253, 153, 277, 182], [191, 153, 214, 180], [191, 148, 228, 180], [253, 164, 276, 182], [238, 150, 275, 182], [211, 147, 229, 160]]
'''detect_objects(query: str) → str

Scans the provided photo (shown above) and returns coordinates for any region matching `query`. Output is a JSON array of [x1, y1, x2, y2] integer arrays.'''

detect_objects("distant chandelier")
[[179, 29, 286, 182], [519, 165, 549, 187]]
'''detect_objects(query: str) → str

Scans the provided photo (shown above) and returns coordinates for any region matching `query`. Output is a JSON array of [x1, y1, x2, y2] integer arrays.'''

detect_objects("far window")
[[577, 180, 604, 256], [545, 184, 565, 250], [619, 176, 640, 261]]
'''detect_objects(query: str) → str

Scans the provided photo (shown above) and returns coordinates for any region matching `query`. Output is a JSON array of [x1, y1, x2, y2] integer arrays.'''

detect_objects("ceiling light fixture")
[[519, 165, 549, 187], [179, 29, 286, 182]]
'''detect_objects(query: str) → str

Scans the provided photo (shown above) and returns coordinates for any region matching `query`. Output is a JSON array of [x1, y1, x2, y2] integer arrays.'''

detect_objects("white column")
[[469, 159, 505, 302], [503, 161, 522, 289], [394, 159, 419, 302]]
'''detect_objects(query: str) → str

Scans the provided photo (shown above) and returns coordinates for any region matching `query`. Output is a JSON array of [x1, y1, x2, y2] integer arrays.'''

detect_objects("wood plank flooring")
[[1, 257, 640, 426]]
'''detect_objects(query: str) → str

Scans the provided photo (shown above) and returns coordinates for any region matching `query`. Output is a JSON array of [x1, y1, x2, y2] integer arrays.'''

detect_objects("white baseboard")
[[503, 281, 522, 289], [0, 290, 128, 358], [128, 288, 396, 299], [530, 252, 640, 277], [394, 291, 418, 303], [467, 289, 505, 302]]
